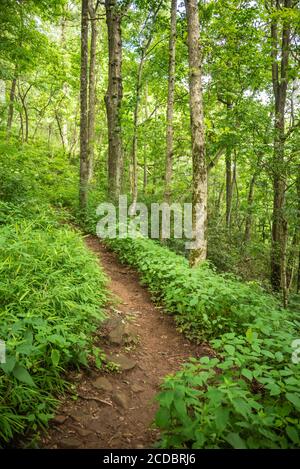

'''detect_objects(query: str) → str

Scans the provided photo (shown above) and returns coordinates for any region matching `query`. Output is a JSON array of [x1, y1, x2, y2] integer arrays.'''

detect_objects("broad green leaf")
[[286, 393, 300, 410], [155, 407, 170, 429], [0, 356, 16, 374], [286, 426, 299, 444], [51, 349, 60, 367], [224, 345, 235, 355], [12, 364, 36, 387], [241, 368, 253, 381], [215, 407, 230, 432], [225, 432, 247, 449]]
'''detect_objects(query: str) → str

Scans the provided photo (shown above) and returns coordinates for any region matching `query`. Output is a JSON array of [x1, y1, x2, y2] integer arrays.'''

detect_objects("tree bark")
[[18, 82, 31, 143], [130, 4, 161, 214], [244, 171, 257, 243], [105, 0, 124, 200], [6, 77, 17, 134], [87, 1, 98, 182], [55, 110, 66, 153], [79, 0, 89, 212], [185, 0, 207, 266], [225, 150, 233, 228], [270, 0, 291, 292], [164, 0, 177, 204], [297, 166, 300, 293], [130, 57, 143, 214]]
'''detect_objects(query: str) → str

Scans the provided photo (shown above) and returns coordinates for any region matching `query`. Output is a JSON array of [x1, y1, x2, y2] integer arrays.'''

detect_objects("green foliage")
[[0, 141, 107, 445], [0, 140, 78, 208], [0, 217, 107, 446], [104, 235, 300, 448], [155, 352, 300, 449], [106, 235, 282, 342]]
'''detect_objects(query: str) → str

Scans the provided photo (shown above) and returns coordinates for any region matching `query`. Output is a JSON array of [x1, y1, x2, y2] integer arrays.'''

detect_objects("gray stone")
[[113, 391, 129, 409], [131, 384, 144, 394], [77, 428, 94, 437], [124, 324, 138, 344], [107, 354, 136, 371], [70, 410, 89, 424], [58, 437, 81, 449], [108, 323, 126, 345], [103, 317, 123, 331], [52, 415, 68, 425], [92, 376, 113, 392]]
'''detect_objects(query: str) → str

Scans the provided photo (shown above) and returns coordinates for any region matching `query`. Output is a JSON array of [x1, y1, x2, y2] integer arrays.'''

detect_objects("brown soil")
[[41, 235, 208, 449]]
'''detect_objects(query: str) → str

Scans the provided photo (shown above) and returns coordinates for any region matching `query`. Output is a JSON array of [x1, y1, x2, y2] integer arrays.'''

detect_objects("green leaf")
[[174, 399, 187, 421], [0, 355, 16, 374], [158, 390, 174, 409], [215, 407, 230, 432], [225, 432, 247, 449], [246, 328, 253, 343], [12, 364, 36, 387], [286, 426, 299, 444], [266, 383, 281, 397], [232, 398, 251, 418], [224, 345, 235, 355], [155, 407, 170, 429], [190, 297, 198, 306], [51, 349, 60, 367], [286, 393, 300, 410], [241, 368, 253, 381], [199, 356, 210, 365]]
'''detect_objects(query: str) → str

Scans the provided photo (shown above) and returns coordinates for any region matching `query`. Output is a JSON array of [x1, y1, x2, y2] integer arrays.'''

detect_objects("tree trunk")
[[244, 171, 257, 243], [6, 77, 17, 134], [129, 57, 143, 214], [297, 166, 300, 293], [270, 0, 291, 292], [164, 0, 177, 204], [130, 4, 161, 214], [225, 150, 233, 228], [105, 0, 124, 200], [55, 110, 66, 152], [79, 0, 89, 212], [87, 2, 98, 182], [143, 83, 149, 194], [185, 0, 207, 266]]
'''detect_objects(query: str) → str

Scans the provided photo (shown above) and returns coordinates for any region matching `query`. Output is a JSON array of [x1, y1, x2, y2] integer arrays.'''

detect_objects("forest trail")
[[42, 235, 206, 449]]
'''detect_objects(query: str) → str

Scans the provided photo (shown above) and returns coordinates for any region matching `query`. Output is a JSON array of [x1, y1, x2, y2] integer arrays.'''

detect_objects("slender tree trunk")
[[143, 83, 149, 194], [270, 0, 291, 293], [225, 101, 233, 229], [55, 110, 66, 153], [130, 57, 143, 214], [244, 172, 257, 243], [105, 0, 124, 200], [60, 16, 69, 153], [225, 150, 233, 228], [164, 0, 177, 204], [296, 166, 300, 293], [87, 2, 98, 182], [282, 217, 288, 307], [130, 4, 161, 214], [216, 182, 224, 221], [6, 77, 17, 134], [19, 109, 24, 142], [185, 0, 207, 266], [24, 105, 29, 142], [79, 0, 89, 212]]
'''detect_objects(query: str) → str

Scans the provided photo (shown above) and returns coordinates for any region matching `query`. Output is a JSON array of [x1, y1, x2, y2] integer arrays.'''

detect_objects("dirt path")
[[42, 236, 206, 449]]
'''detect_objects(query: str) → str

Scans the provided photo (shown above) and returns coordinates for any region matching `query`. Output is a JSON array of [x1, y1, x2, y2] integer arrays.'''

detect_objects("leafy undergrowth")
[[105, 236, 300, 448], [0, 141, 107, 450], [0, 211, 107, 446]]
